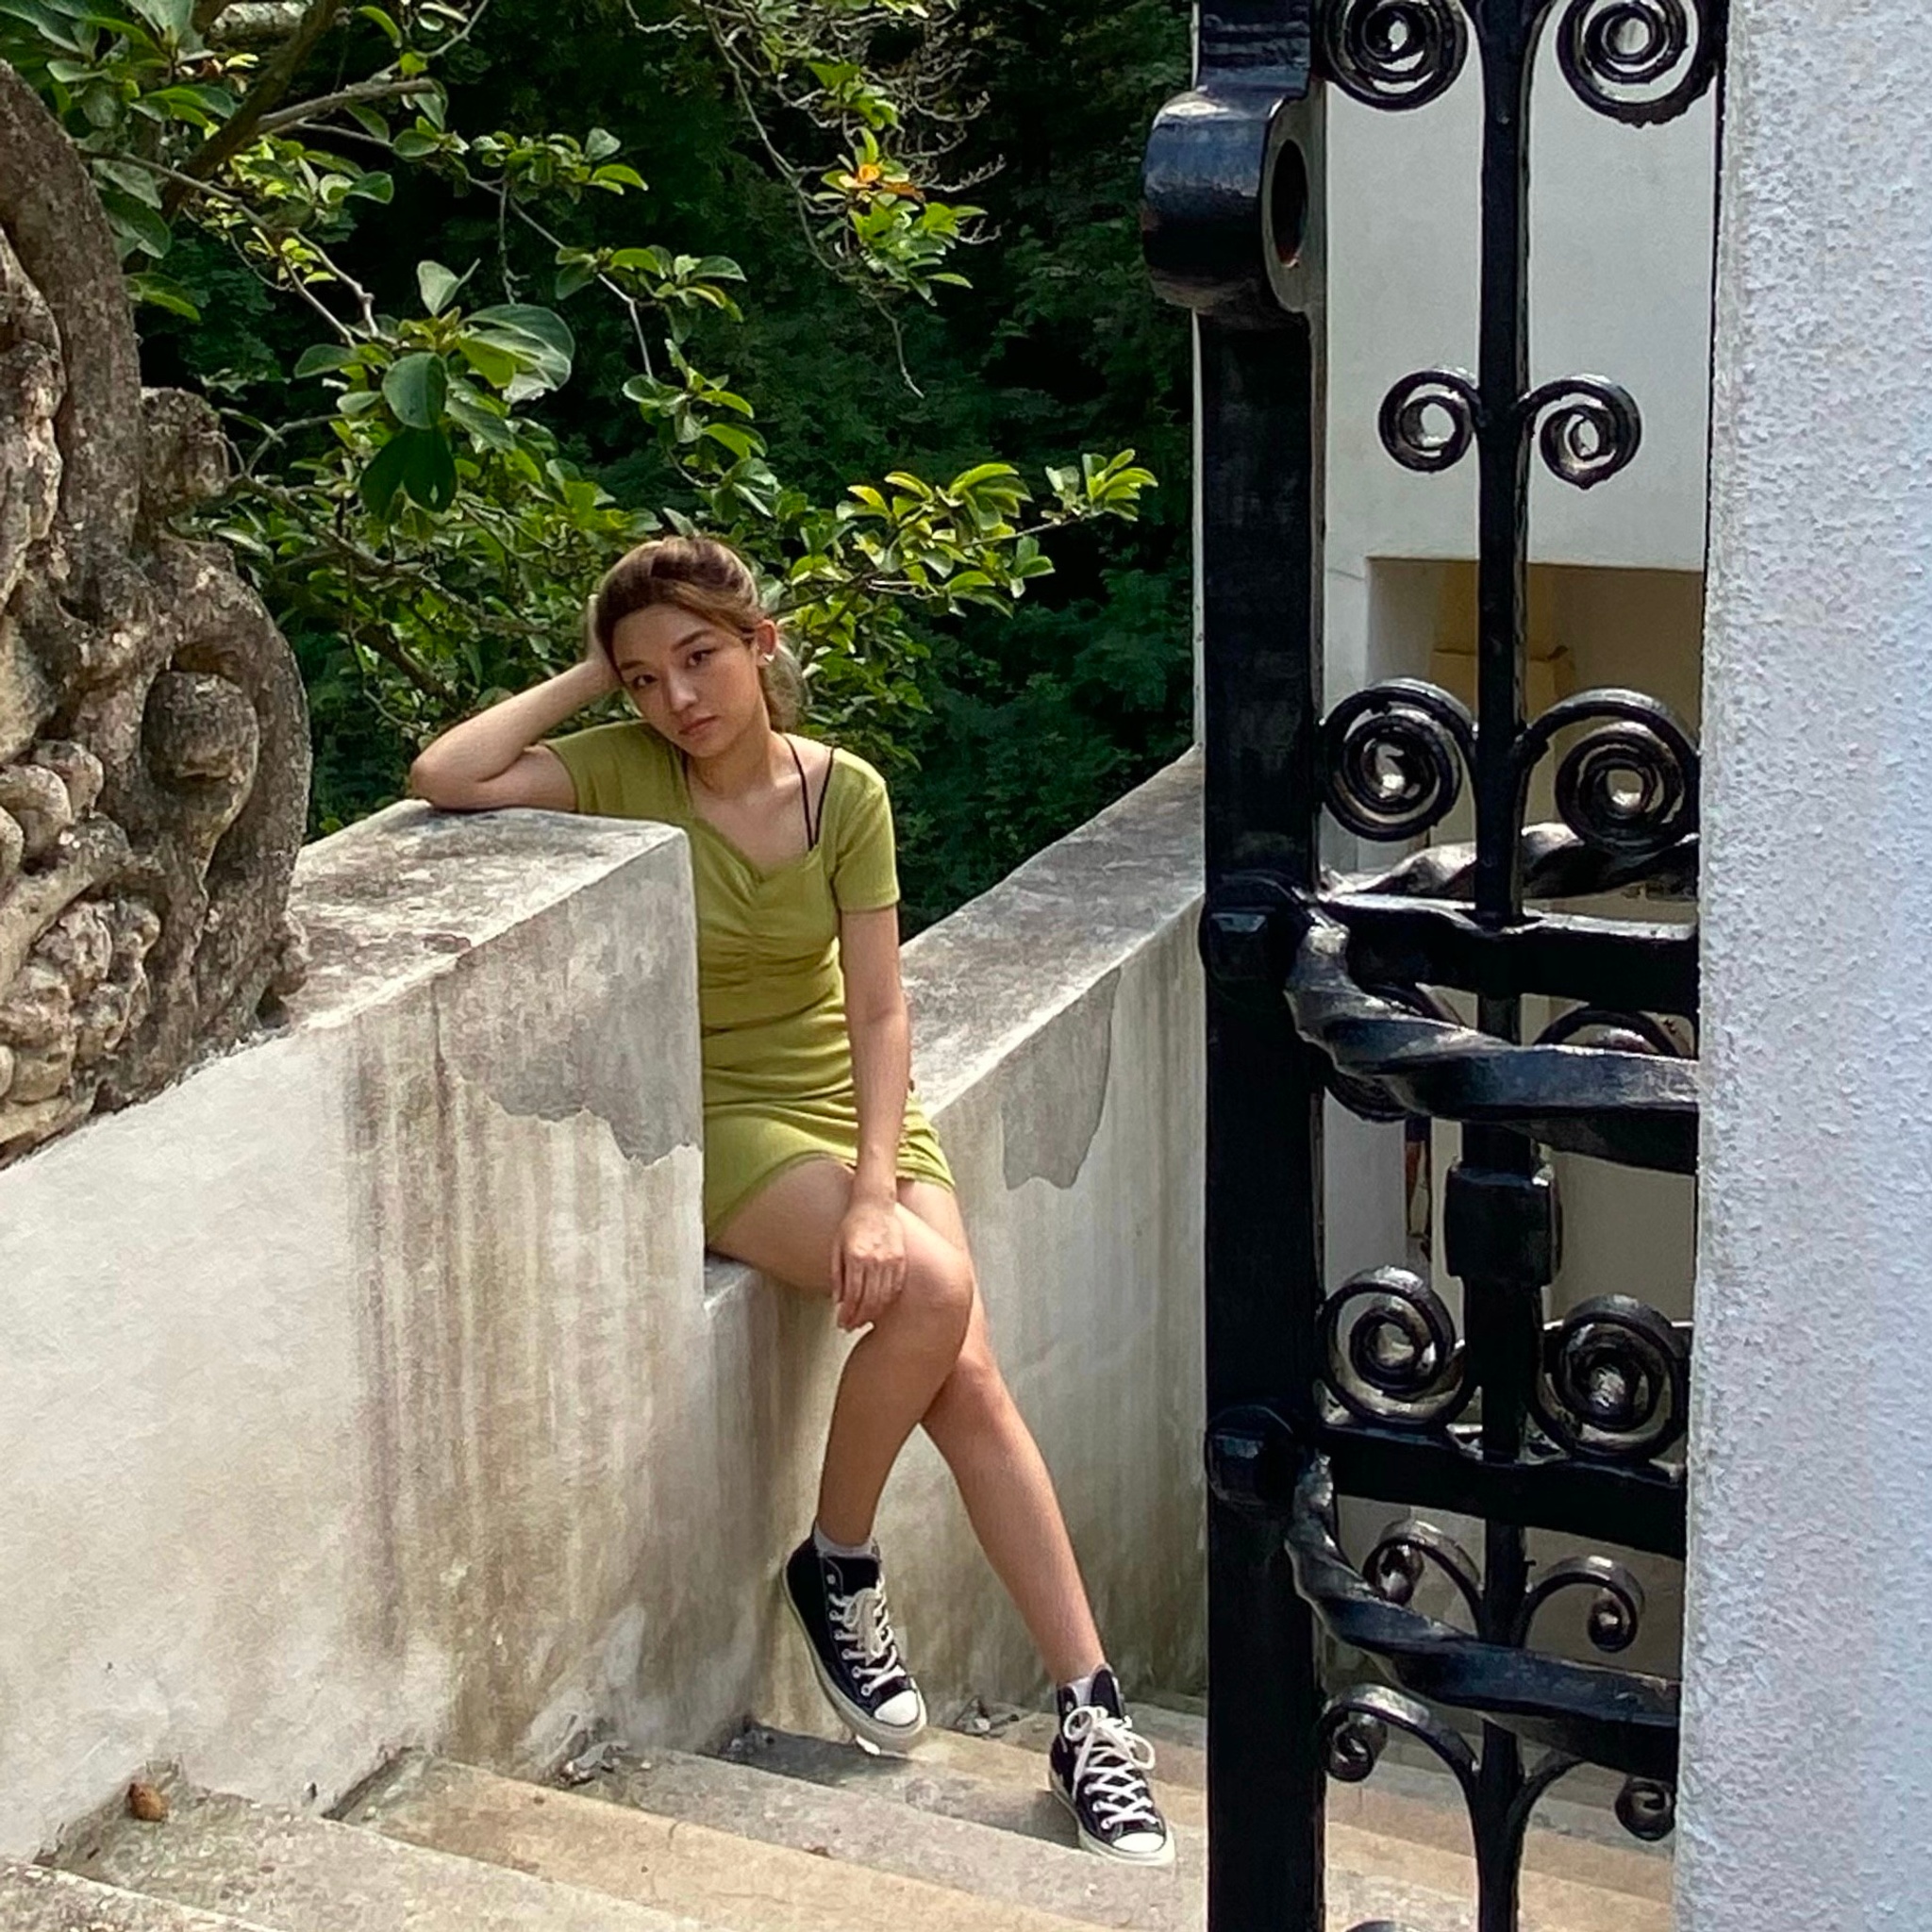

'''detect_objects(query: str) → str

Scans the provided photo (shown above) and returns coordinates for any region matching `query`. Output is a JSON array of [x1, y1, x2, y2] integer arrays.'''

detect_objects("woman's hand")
[[580, 620, 621, 697], [831, 1195, 907, 1331]]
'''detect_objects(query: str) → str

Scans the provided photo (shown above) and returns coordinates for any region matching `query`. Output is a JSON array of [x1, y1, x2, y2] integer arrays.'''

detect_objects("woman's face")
[[608, 605, 775, 758]]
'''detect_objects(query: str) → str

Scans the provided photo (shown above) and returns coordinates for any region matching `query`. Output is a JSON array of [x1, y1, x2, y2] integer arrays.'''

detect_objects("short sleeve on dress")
[[546, 721, 678, 821], [829, 752, 900, 912]]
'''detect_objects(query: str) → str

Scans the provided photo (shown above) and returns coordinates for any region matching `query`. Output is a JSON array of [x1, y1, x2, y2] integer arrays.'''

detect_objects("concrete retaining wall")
[[0, 757, 1205, 1857]]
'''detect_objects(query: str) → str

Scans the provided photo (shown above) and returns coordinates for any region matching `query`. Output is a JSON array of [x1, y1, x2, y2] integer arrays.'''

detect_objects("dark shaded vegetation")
[[111, 0, 1194, 925]]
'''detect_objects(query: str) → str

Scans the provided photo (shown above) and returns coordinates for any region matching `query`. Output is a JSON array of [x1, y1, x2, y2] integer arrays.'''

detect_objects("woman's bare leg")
[[712, 1159, 974, 1547], [899, 1180, 1106, 1687]]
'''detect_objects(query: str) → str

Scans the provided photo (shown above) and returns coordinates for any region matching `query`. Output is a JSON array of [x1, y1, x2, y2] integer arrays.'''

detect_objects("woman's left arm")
[[835, 906, 913, 1330]]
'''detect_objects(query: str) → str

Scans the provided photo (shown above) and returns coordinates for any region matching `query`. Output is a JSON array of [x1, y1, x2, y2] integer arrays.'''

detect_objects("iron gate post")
[[1148, 8, 1329, 1924], [1146, 2, 1724, 1927]]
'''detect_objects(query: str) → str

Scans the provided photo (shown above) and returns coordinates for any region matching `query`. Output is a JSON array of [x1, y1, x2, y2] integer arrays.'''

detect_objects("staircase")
[[4, 1699, 1673, 1931]]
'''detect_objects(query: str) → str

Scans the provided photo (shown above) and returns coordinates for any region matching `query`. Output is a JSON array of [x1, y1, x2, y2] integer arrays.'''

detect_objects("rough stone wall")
[[0, 64, 308, 1163]]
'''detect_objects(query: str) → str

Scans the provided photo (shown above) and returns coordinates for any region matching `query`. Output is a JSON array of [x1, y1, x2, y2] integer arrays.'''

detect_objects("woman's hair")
[[589, 534, 804, 730]]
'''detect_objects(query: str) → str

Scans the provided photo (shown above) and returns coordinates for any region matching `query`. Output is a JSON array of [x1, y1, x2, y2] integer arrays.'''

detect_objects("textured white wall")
[[1316, 46, 1719, 1305], [1680, 4, 1932, 1925], [1324, 39, 1718, 709]]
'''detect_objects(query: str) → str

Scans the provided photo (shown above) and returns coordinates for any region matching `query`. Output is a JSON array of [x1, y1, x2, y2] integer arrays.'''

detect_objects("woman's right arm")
[[408, 652, 616, 812]]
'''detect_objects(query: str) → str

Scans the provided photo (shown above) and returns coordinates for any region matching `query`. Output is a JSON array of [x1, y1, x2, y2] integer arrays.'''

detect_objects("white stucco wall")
[[1679, 6, 1932, 1927], [0, 758, 1206, 1858], [1324, 42, 1718, 708], [1315, 54, 1719, 1323]]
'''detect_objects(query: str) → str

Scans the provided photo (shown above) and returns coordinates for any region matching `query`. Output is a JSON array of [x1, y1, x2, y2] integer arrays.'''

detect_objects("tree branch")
[[167, 0, 347, 211], [257, 76, 438, 136], [128, 157, 371, 338]]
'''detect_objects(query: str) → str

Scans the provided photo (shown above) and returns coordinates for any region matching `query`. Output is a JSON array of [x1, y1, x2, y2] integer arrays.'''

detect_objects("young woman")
[[409, 535, 1171, 1866]]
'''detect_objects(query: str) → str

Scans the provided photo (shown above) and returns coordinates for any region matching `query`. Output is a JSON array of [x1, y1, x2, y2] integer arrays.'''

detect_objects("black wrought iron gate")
[[1142, 3, 1721, 1925]]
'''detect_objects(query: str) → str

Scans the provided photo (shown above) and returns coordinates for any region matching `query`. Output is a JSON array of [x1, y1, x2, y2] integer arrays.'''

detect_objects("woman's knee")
[[903, 1240, 975, 1343]]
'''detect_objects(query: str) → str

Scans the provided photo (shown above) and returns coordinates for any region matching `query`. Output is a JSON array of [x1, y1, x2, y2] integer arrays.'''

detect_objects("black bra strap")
[[786, 736, 828, 851]]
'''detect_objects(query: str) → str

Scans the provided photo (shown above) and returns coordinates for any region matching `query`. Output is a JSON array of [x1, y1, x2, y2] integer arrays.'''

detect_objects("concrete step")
[[350, 1750, 1526, 1932], [0, 1862, 274, 1931], [1112, 1702, 1208, 1755], [727, 1720, 1208, 1835], [572, 1742, 1191, 1932], [727, 1723, 1669, 1932], [1144, 1691, 1207, 1717], [51, 1776, 713, 1932], [965, 1704, 1671, 1908], [346, 1752, 1108, 1932]]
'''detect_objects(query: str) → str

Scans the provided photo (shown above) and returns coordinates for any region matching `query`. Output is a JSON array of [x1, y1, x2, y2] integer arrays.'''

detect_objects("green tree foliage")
[[417, 0, 1194, 922], [0, 0, 1190, 918]]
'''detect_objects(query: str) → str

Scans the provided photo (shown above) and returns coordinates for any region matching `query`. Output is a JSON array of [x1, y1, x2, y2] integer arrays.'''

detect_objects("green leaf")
[[455, 337, 521, 391], [382, 351, 447, 430], [140, 83, 232, 129], [444, 382, 516, 452], [584, 125, 620, 161], [357, 4, 402, 42], [293, 343, 357, 377], [464, 304, 574, 396], [98, 188, 172, 260], [553, 258, 598, 301], [345, 171, 393, 205], [127, 0, 191, 38], [392, 128, 439, 160], [92, 158, 163, 207], [399, 427, 458, 510], [358, 430, 414, 519], [359, 426, 457, 517], [949, 461, 1022, 493], [701, 423, 762, 461], [466, 304, 574, 361], [0, 0, 91, 54], [589, 162, 644, 192], [416, 258, 468, 316], [126, 271, 198, 319]]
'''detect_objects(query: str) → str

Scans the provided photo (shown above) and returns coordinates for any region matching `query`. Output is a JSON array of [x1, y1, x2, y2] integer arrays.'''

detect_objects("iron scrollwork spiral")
[[1616, 1775, 1677, 1841], [1513, 1554, 1647, 1654], [1556, 0, 1724, 127], [1323, 679, 1476, 841], [1320, 0, 1470, 112], [1532, 1293, 1690, 1464], [1511, 691, 1699, 859], [1321, 1683, 1479, 1795], [1364, 1518, 1485, 1628], [1379, 368, 1480, 475], [1320, 1267, 1472, 1430], [1523, 377, 1643, 491], [1538, 1007, 1687, 1057]]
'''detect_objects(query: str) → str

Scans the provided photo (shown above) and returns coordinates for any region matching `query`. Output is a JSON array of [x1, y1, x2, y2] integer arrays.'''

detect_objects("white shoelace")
[[828, 1582, 907, 1698], [1062, 1706, 1164, 1833]]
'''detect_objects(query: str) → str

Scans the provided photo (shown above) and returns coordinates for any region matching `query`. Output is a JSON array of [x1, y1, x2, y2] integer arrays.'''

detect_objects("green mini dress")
[[548, 721, 954, 1235]]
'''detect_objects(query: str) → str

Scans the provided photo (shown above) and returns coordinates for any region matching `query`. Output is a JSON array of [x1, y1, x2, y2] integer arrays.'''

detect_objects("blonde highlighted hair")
[[589, 534, 804, 730]]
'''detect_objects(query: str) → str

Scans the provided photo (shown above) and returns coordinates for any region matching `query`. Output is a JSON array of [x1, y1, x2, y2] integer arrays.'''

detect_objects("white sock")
[[812, 1522, 877, 1562], [1061, 1666, 1108, 1707]]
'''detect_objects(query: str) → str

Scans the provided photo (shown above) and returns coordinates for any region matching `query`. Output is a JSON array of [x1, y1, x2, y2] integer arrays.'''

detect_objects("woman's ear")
[[752, 616, 779, 661]]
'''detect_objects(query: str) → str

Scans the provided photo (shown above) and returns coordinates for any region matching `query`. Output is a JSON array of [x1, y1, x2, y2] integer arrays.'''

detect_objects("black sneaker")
[[1049, 1668, 1174, 1865], [782, 1538, 926, 1752]]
